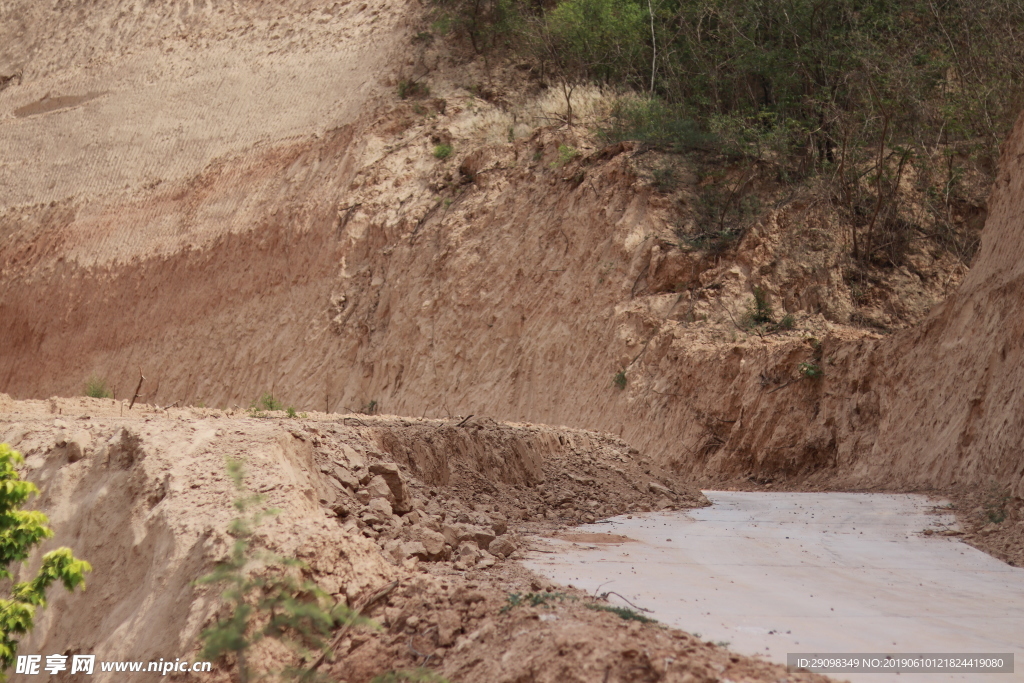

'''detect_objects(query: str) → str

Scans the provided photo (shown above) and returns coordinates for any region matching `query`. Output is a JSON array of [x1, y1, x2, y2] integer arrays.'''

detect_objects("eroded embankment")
[[1, 0, 1021, 505], [0, 396, 836, 683]]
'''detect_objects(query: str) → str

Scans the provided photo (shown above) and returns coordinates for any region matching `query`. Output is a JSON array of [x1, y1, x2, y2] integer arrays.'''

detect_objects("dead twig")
[[600, 591, 654, 613], [311, 579, 400, 671], [456, 414, 475, 427], [128, 369, 145, 410], [767, 379, 798, 394]]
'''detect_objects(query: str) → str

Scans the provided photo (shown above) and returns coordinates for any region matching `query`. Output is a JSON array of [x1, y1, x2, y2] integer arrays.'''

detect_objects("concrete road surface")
[[524, 491, 1023, 682]]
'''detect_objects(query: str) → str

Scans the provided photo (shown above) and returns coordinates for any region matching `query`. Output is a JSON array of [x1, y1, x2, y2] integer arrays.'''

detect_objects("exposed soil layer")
[[2, 0, 1009, 506], [0, 396, 831, 682]]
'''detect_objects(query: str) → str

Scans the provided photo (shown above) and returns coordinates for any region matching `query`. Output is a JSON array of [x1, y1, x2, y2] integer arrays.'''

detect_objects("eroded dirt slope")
[[0, 396, 831, 683], [0, 0, 1020, 513]]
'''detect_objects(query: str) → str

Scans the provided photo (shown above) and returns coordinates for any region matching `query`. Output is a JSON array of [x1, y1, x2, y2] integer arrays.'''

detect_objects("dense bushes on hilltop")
[[430, 0, 1024, 265]]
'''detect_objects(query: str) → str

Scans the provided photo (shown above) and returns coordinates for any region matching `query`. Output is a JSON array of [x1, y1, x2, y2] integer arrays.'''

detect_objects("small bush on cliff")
[[197, 459, 369, 682], [248, 393, 283, 417], [0, 444, 91, 681], [84, 376, 112, 399]]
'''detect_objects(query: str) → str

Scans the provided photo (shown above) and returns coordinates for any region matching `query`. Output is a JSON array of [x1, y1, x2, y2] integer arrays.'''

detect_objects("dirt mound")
[[0, 397, 828, 683]]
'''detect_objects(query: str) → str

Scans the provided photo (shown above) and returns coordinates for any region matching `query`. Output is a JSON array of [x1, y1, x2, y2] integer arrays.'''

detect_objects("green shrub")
[[398, 79, 429, 99], [778, 314, 796, 330], [285, 407, 297, 419], [0, 444, 91, 679], [613, 370, 627, 390], [585, 603, 656, 623], [249, 393, 283, 415], [740, 286, 775, 330], [798, 362, 823, 379], [84, 376, 112, 399], [551, 144, 578, 167], [433, 144, 453, 159], [603, 98, 714, 152], [197, 459, 370, 682]]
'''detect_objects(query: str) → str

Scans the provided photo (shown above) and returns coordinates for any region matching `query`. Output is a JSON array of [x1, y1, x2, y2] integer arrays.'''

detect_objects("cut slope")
[[0, 397, 832, 683]]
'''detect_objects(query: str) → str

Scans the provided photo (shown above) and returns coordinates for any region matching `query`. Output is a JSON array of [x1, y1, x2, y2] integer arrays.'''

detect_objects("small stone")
[[65, 430, 91, 463], [488, 536, 517, 559], [407, 526, 446, 559], [648, 481, 672, 497], [331, 466, 360, 490], [469, 526, 496, 550], [366, 476, 393, 502], [330, 498, 351, 518], [338, 444, 366, 469], [456, 541, 481, 566], [401, 541, 429, 560], [369, 462, 412, 513], [490, 514, 509, 535], [363, 497, 393, 524]]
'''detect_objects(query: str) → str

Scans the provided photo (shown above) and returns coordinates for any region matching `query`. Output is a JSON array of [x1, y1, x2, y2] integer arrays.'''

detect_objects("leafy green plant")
[[983, 485, 1010, 524], [248, 393, 283, 417], [197, 459, 369, 682], [798, 362, 823, 379], [613, 370, 627, 390], [501, 592, 574, 614], [550, 145, 578, 168], [742, 286, 774, 328], [778, 314, 796, 331], [0, 444, 91, 679], [398, 79, 430, 99], [84, 376, 112, 399], [433, 144, 453, 160], [286, 407, 297, 419], [585, 603, 656, 623], [603, 98, 714, 152]]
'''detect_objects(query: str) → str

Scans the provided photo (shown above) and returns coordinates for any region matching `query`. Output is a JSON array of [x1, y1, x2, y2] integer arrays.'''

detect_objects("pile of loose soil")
[[0, 395, 827, 683]]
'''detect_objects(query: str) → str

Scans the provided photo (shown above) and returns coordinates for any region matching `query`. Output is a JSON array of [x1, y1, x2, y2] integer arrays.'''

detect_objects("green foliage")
[[744, 286, 774, 327], [613, 370, 627, 390], [433, 144, 453, 160], [603, 98, 714, 152], [398, 79, 430, 99], [430, 0, 1023, 266], [543, 0, 647, 85], [798, 362, 823, 380], [501, 592, 574, 614], [551, 144, 578, 167], [249, 393, 283, 417], [371, 669, 451, 683], [778, 314, 796, 331], [83, 376, 112, 399], [197, 459, 370, 683], [983, 485, 1010, 525], [585, 603, 656, 623], [0, 444, 91, 680], [431, 0, 523, 54], [286, 407, 297, 419]]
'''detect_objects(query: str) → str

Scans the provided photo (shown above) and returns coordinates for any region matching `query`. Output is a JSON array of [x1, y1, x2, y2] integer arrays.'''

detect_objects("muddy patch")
[[555, 532, 637, 544], [14, 91, 105, 118]]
